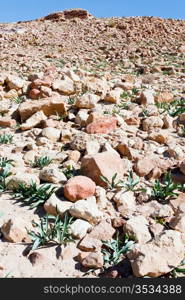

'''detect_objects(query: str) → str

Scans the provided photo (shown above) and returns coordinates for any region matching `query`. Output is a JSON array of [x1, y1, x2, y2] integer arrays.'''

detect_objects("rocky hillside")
[[0, 8, 185, 278]]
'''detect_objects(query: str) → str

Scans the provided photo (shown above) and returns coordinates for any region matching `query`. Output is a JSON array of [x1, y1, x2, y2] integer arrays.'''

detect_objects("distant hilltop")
[[38, 8, 94, 22]]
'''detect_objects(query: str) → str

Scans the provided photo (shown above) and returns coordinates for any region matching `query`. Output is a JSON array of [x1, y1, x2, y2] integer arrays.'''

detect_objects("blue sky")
[[0, 0, 184, 22]]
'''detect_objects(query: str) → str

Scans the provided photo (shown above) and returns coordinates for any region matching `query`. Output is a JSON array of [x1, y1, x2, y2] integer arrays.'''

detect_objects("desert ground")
[[0, 8, 185, 278]]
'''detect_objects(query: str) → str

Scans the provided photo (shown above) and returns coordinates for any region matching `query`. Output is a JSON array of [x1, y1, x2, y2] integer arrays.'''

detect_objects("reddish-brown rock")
[[42, 9, 92, 21], [64, 175, 96, 202], [81, 151, 125, 187], [81, 251, 104, 269], [30, 79, 52, 89], [125, 117, 140, 126], [86, 219, 115, 240], [29, 88, 40, 99], [86, 116, 118, 134], [0, 117, 16, 128]]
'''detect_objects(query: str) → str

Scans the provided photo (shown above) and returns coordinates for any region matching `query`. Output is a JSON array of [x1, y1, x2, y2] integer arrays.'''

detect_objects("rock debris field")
[[0, 8, 185, 278]]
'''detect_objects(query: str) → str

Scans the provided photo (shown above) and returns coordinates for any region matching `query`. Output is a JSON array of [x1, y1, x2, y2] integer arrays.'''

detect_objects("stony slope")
[[0, 9, 185, 278]]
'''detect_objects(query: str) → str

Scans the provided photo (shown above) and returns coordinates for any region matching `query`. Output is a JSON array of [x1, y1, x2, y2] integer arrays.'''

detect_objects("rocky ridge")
[[0, 8, 185, 278]]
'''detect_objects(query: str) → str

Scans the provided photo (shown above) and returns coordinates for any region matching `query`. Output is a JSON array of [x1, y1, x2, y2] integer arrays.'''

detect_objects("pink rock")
[[30, 79, 51, 89], [86, 116, 117, 134], [81, 151, 125, 187], [125, 117, 140, 126], [134, 158, 156, 177], [85, 219, 115, 240], [29, 88, 40, 99], [64, 175, 96, 202], [81, 251, 104, 269], [0, 117, 16, 128]]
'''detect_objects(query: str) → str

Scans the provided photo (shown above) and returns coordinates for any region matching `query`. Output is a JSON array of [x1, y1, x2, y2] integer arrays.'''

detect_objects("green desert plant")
[[13, 182, 56, 208], [117, 100, 132, 110], [118, 171, 142, 192], [0, 134, 13, 144], [171, 258, 185, 278], [100, 171, 143, 192], [131, 88, 139, 95], [30, 156, 52, 169], [12, 96, 24, 104], [3, 271, 12, 278], [120, 91, 130, 99], [156, 99, 185, 116], [28, 213, 75, 250], [0, 166, 12, 191], [0, 157, 14, 168], [151, 172, 181, 203], [62, 165, 79, 179], [154, 217, 166, 225], [67, 97, 75, 105], [102, 233, 134, 268], [162, 70, 171, 76], [142, 108, 150, 117], [100, 173, 120, 190]]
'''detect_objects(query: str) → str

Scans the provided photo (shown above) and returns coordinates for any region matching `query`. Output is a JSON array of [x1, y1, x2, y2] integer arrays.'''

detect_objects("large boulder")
[[20, 111, 47, 130], [123, 215, 151, 244], [41, 127, 61, 142], [86, 116, 117, 134], [44, 193, 72, 217], [63, 9, 92, 20], [18, 96, 66, 122], [70, 219, 92, 239], [52, 76, 75, 95], [43, 9, 92, 21], [113, 190, 136, 217], [64, 176, 96, 202], [69, 196, 103, 224], [86, 219, 115, 241], [6, 172, 40, 189], [127, 230, 184, 277], [75, 93, 100, 109], [6, 75, 25, 90], [1, 218, 30, 243], [81, 151, 125, 187], [81, 251, 104, 269], [39, 165, 67, 184], [0, 116, 16, 128]]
